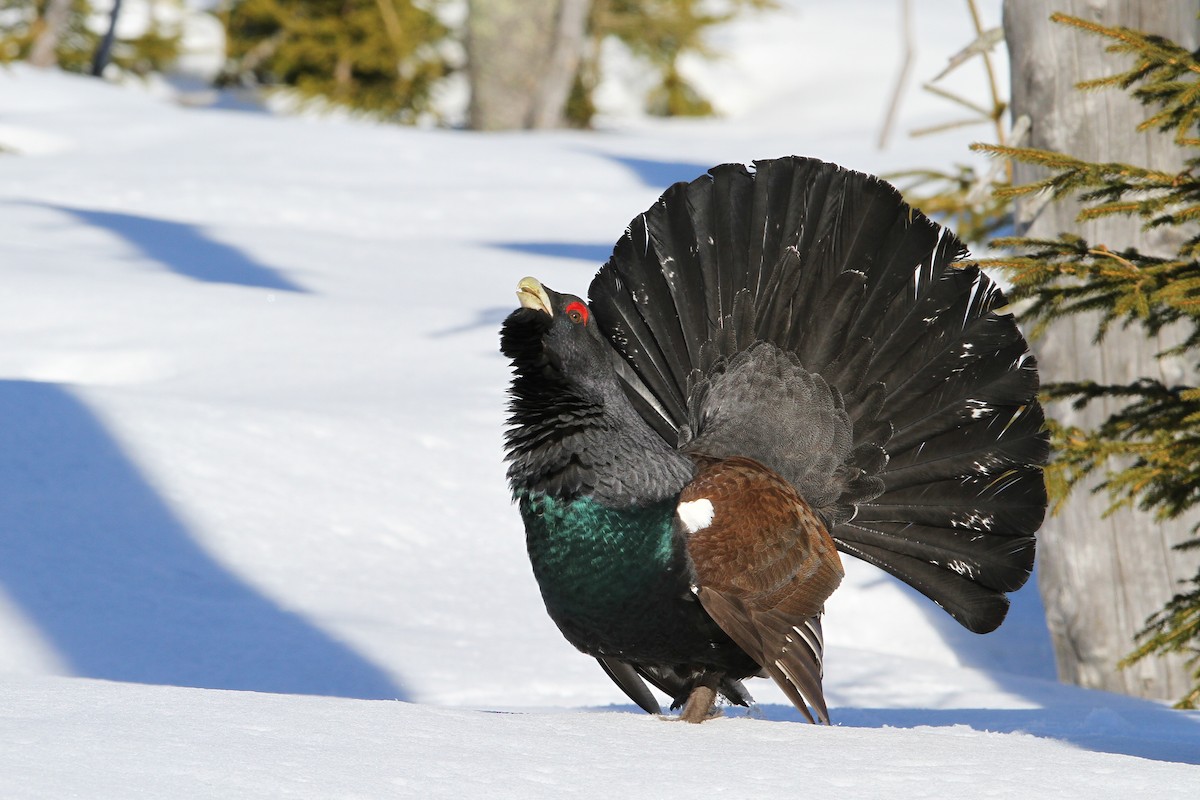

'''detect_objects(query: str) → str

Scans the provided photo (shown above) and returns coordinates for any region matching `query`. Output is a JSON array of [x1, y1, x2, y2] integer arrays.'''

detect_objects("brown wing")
[[679, 456, 844, 723]]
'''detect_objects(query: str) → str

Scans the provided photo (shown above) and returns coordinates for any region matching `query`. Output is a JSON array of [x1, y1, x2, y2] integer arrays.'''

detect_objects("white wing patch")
[[677, 498, 715, 534]]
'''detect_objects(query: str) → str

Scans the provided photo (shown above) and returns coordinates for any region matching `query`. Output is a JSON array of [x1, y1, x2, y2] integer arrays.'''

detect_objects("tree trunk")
[[1004, 0, 1200, 701], [466, 0, 591, 130], [28, 0, 73, 68], [91, 0, 125, 77]]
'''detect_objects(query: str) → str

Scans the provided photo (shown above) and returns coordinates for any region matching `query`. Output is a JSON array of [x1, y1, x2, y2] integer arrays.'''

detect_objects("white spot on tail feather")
[[677, 499, 715, 534]]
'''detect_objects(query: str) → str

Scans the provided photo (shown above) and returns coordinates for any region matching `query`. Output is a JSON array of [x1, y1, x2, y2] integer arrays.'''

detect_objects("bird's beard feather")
[[500, 308, 693, 507]]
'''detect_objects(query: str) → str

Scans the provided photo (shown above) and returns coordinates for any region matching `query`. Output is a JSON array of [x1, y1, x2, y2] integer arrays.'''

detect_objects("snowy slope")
[[3, 674, 1198, 800], [0, 1, 1198, 796]]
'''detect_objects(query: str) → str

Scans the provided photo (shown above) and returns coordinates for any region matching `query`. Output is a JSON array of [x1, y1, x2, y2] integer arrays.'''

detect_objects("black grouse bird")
[[500, 156, 1047, 723]]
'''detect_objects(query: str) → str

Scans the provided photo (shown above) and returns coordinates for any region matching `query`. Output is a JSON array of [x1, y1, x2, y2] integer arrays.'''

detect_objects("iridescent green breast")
[[520, 494, 700, 657], [520, 492, 676, 614], [518, 491, 735, 664]]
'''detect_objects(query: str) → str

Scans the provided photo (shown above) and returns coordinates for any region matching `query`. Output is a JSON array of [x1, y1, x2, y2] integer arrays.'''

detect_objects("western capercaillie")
[[500, 156, 1048, 723]]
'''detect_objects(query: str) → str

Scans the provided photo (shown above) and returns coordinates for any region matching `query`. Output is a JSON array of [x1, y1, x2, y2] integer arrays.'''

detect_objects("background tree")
[[466, 0, 775, 130], [27, 0, 73, 67], [465, 0, 589, 130], [1, 0, 100, 70], [90, 0, 120, 75], [884, 0, 1014, 246], [0, 0, 180, 75], [220, 0, 449, 123], [584, 0, 774, 119], [983, 0, 1200, 704]]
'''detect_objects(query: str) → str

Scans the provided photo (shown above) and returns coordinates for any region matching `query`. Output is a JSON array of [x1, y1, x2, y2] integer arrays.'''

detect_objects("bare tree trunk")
[[529, 0, 590, 129], [466, 0, 591, 130], [1004, 0, 1200, 701], [29, 0, 73, 68], [91, 0, 125, 77]]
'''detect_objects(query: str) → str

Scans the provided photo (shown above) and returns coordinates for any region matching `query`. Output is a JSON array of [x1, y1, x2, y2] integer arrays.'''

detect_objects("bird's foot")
[[677, 681, 719, 723]]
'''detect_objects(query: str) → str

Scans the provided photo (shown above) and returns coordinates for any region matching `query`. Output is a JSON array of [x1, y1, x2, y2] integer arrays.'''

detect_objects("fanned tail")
[[588, 156, 1047, 634]]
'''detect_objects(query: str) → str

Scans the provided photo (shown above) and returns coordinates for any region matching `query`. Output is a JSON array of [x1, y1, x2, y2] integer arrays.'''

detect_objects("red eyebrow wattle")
[[565, 301, 589, 324]]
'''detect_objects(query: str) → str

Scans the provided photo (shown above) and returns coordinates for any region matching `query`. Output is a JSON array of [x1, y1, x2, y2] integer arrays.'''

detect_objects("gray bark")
[[91, 0, 124, 77], [466, 0, 591, 130], [1004, 0, 1200, 700], [28, 0, 73, 68]]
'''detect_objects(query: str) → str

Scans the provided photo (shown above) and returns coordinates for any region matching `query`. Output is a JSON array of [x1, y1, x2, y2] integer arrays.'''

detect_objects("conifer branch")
[[1120, 575, 1200, 709], [1050, 12, 1200, 145], [974, 13, 1200, 706]]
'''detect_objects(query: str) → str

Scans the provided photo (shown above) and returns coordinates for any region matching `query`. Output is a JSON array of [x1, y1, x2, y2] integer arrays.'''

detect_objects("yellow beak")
[[516, 276, 553, 315]]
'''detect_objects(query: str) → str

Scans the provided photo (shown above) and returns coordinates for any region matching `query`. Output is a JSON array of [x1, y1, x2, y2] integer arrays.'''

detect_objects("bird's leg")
[[678, 674, 720, 724]]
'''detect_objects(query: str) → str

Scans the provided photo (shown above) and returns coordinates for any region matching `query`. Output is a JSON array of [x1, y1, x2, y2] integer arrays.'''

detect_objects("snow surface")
[[1, 1, 1198, 796]]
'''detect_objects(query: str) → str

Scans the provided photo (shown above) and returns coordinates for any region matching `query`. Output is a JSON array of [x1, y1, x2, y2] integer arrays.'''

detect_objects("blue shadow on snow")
[[44, 204, 308, 293], [493, 241, 613, 265], [826, 703, 1200, 766], [485, 154, 716, 286], [591, 693, 1200, 766], [755, 688, 1200, 767], [603, 154, 713, 189], [0, 380, 403, 699]]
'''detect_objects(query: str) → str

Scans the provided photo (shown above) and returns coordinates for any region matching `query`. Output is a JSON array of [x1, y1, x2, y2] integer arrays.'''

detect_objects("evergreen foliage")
[[0, 1, 95, 70], [972, 13, 1200, 708], [223, 0, 777, 126], [0, 1, 180, 75], [219, 0, 449, 122], [889, 163, 1011, 244], [1125, 553, 1200, 709], [571, 0, 775, 125]]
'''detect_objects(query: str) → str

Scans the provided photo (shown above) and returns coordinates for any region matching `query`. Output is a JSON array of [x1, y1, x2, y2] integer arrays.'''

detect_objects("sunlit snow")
[[0, 1, 1197, 797]]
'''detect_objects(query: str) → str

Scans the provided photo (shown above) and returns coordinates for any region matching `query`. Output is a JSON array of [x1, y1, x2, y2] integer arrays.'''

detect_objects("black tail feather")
[[588, 156, 1047, 634], [595, 656, 662, 714], [711, 164, 754, 319], [835, 540, 1014, 633]]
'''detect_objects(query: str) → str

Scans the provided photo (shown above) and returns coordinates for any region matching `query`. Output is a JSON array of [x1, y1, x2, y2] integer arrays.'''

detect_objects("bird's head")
[[500, 276, 613, 391]]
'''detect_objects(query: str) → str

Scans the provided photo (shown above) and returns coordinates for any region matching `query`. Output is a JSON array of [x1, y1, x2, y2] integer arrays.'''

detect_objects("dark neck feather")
[[502, 326, 693, 507]]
